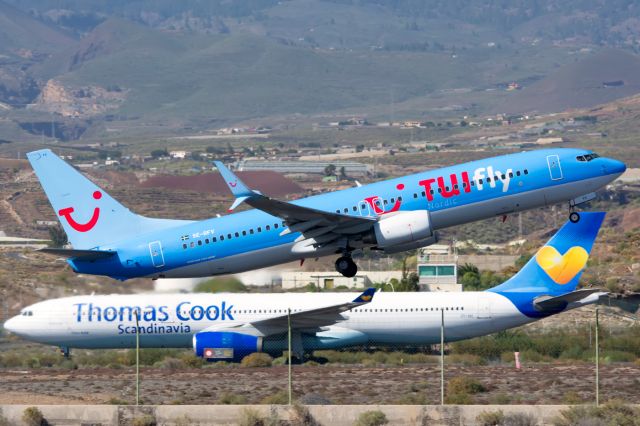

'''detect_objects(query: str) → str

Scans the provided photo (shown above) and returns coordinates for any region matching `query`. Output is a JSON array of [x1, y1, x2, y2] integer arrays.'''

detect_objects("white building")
[[281, 270, 402, 290], [417, 245, 462, 292]]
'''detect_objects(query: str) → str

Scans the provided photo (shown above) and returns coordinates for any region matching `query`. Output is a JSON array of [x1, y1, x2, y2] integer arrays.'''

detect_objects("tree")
[[324, 164, 336, 176], [339, 166, 348, 180], [150, 148, 168, 159], [48, 225, 68, 247]]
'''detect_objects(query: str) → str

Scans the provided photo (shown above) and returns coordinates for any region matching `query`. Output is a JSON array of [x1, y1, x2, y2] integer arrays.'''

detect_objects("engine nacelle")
[[193, 331, 262, 362], [371, 210, 434, 249]]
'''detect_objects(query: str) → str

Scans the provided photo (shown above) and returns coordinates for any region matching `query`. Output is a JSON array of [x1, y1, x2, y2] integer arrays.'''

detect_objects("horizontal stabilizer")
[[533, 288, 604, 311], [40, 248, 116, 261]]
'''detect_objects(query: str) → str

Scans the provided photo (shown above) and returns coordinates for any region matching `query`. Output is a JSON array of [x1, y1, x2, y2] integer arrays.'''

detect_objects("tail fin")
[[490, 211, 605, 296], [27, 149, 192, 249]]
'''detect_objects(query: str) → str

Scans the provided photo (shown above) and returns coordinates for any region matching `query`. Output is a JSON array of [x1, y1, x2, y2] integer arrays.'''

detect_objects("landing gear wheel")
[[335, 256, 358, 278], [569, 211, 580, 223]]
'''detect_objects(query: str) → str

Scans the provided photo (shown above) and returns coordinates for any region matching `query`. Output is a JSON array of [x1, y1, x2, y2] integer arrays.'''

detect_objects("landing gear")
[[335, 255, 358, 278], [569, 211, 580, 223]]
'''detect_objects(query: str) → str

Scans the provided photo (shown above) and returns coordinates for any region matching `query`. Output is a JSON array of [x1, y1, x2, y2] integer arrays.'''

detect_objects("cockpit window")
[[577, 153, 599, 162]]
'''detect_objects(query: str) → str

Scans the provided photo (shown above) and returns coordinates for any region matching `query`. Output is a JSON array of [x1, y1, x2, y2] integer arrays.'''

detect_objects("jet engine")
[[193, 331, 262, 362], [364, 210, 437, 253]]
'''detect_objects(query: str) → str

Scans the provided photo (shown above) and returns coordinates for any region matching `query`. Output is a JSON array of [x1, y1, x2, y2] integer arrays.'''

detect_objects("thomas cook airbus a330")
[[26, 148, 624, 280]]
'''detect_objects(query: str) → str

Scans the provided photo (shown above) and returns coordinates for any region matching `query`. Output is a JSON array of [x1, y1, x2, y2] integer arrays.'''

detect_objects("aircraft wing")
[[200, 288, 377, 337], [214, 161, 376, 250], [533, 288, 606, 311]]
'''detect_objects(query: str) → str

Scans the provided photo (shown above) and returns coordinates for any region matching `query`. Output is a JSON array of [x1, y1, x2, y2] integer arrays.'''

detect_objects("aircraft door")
[[359, 200, 372, 217], [476, 294, 492, 319], [546, 155, 563, 181], [149, 241, 165, 268]]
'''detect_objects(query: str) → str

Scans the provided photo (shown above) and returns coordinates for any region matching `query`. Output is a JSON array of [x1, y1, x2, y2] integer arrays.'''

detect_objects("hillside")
[[501, 49, 640, 114]]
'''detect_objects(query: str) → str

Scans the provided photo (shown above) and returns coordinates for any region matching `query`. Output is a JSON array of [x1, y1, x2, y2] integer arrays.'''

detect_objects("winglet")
[[352, 287, 376, 304], [213, 161, 255, 210]]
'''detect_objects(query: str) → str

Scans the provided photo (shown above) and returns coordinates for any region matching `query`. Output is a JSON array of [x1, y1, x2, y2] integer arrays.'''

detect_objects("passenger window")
[[242, 231, 247, 236], [205, 238, 209, 244], [257, 227, 262, 232], [487, 177, 491, 182], [509, 172, 513, 178], [227, 234, 232, 239], [183, 244, 187, 249], [413, 193, 418, 199], [479, 179, 483, 184], [383, 199, 388, 205], [266, 225, 271, 231], [516, 171, 521, 176], [235, 232, 239, 237], [344, 208, 348, 213], [274, 223, 279, 229], [421, 191, 426, 196], [212, 237, 217, 242], [249, 229, 254, 235], [190, 242, 195, 248], [390, 197, 395, 203], [352, 206, 357, 212], [501, 174, 506, 180], [220, 235, 224, 241], [524, 169, 529, 175]]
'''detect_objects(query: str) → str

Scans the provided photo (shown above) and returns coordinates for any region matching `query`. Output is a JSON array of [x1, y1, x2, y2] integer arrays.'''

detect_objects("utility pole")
[[440, 308, 445, 405], [135, 310, 140, 406], [595, 307, 599, 407], [288, 308, 292, 405]]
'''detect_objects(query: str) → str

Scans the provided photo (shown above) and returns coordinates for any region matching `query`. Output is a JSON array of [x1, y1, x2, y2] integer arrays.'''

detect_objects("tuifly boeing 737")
[[4, 213, 608, 360], [26, 148, 624, 279]]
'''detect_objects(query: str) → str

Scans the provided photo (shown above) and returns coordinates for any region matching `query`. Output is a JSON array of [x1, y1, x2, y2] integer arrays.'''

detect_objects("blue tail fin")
[[490, 211, 605, 297], [27, 149, 192, 249]]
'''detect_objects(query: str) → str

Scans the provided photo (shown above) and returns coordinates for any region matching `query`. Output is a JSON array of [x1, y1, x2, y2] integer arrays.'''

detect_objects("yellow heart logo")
[[535, 245, 589, 285], [360, 295, 372, 302]]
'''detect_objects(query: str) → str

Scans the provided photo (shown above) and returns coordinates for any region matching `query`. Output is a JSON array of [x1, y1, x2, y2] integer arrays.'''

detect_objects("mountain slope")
[[501, 49, 640, 114]]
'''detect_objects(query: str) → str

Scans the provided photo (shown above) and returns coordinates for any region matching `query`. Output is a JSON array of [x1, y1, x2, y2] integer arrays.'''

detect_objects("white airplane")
[[4, 212, 607, 361]]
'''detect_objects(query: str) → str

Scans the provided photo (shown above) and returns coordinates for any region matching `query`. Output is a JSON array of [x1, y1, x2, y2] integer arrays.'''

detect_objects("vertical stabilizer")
[[27, 149, 191, 249]]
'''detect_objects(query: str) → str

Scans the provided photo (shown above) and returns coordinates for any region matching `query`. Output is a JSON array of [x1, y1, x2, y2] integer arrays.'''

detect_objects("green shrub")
[[553, 400, 640, 426], [239, 408, 264, 426], [218, 391, 248, 404], [447, 376, 486, 394], [447, 353, 486, 366], [503, 412, 537, 426], [106, 397, 129, 405], [195, 277, 247, 293], [260, 390, 289, 405], [132, 414, 157, 426], [0, 409, 8, 426], [241, 353, 273, 367], [354, 410, 388, 426], [476, 410, 505, 426], [290, 404, 320, 426], [22, 407, 45, 426]]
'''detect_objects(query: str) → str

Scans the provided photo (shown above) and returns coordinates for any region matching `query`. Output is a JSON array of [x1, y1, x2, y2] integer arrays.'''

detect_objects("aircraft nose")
[[3, 316, 19, 334], [603, 158, 626, 177]]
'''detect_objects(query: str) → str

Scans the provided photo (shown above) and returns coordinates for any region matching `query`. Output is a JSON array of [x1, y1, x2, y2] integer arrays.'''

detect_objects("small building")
[[417, 245, 462, 292], [169, 150, 188, 159]]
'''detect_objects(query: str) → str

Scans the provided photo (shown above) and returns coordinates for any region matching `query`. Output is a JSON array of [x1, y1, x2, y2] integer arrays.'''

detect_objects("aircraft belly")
[[163, 242, 297, 277]]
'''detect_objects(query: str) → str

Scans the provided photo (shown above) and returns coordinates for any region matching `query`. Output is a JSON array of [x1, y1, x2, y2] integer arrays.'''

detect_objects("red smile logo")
[[58, 191, 102, 232]]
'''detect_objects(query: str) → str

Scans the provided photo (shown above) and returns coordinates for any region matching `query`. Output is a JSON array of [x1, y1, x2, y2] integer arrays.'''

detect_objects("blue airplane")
[[5, 212, 609, 361], [26, 148, 624, 280]]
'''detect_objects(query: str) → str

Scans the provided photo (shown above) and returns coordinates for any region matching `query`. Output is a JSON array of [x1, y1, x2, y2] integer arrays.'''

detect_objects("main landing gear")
[[335, 255, 358, 278]]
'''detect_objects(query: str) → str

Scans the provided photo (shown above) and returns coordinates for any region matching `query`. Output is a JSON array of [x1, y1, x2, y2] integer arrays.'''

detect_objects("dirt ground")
[[0, 363, 638, 405]]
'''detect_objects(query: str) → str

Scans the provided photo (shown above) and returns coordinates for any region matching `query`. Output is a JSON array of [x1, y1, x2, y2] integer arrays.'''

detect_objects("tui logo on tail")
[[535, 245, 589, 285], [58, 191, 102, 233]]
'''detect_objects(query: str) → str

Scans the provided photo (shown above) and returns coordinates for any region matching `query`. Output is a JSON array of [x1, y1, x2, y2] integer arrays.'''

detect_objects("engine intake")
[[193, 331, 262, 362], [369, 210, 436, 252]]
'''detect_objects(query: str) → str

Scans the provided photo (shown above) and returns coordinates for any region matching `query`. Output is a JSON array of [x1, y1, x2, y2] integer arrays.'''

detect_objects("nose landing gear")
[[569, 211, 581, 223], [335, 255, 358, 278]]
